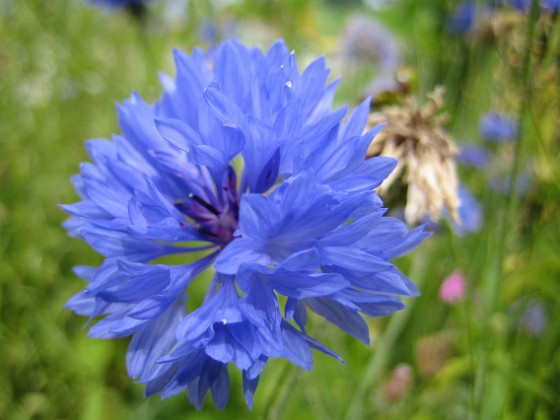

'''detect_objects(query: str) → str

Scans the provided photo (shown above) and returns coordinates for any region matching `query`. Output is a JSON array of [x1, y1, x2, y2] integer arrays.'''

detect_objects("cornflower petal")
[[63, 39, 427, 409]]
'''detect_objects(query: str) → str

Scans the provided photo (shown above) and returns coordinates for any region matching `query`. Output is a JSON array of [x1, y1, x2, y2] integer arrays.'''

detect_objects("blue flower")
[[63, 39, 428, 409], [448, 1, 501, 34], [489, 171, 532, 195], [448, 1, 477, 34], [451, 186, 483, 235], [86, 0, 147, 10], [479, 111, 517, 142], [341, 16, 400, 72], [519, 301, 547, 336], [506, 0, 559, 12], [456, 144, 490, 168]]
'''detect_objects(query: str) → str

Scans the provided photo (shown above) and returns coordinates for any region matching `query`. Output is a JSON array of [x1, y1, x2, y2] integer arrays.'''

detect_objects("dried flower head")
[[367, 87, 461, 225]]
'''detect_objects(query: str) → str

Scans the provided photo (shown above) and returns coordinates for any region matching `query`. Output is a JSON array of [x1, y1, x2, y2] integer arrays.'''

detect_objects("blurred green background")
[[1, 0, 559, 418]]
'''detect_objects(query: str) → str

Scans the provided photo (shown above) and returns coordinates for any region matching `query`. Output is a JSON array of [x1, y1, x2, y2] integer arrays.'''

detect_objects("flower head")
[[86, 0, 147, 13], [456, 144, 490, 168], [507, 0, 560, 13], [519, 300, 547, 336], [479, 111, 517, 142], [453, 186, 483, 235], [383, 363, 413, 402], [87, 0, 145, 5], [448, 1, 478, 34], [341, 16, 400, 72], [63, 39, 427, 409], [439, 271, 466, 303], [367, 87, 461, 225]]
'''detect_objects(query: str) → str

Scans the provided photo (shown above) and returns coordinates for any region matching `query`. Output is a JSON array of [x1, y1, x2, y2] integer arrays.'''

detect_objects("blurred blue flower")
[[86, 0, 147, 10], [341, 16, 400, 72], [449, 1, 477, 34], [456, 144, 490, 168], [489, 171, 532, 195], [200, 21, 219, 45], [506, 0, 560, 12], [448, 1, 501, 34], [449, 0, 559, 26], [479, 111, 517, 142], [451, 186, 483, 235], [519, 301, 547, 336], [63, 40, 428, 409]]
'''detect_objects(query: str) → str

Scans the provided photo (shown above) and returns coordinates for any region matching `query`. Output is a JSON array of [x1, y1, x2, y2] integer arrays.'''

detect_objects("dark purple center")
[[174, 166, 240, 246]]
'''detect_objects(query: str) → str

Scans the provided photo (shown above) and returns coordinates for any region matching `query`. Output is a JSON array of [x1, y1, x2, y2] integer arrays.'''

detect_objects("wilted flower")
[[63, 40, 428, 409], [479, 111, 517, 142], [439, 271, 466, 303], [391, 184, 482, 236], [367, 87, 461, 225]]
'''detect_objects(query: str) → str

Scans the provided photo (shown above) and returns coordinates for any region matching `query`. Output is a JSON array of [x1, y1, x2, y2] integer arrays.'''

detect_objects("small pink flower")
[[383, 364, 413, 402], [439, 271, 465, 303]]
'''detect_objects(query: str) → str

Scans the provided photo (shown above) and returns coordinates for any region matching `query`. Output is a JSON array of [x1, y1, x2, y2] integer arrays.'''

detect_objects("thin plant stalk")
[[344, 249, 430, 420], [473, 0, 541, 415]]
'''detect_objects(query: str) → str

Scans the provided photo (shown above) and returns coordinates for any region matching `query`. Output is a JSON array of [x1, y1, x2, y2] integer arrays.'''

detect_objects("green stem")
[[344, 249, 429, 420], [491, 0, 539, 309], [262, 363, 300, 420], [473, 0, 540, 414]]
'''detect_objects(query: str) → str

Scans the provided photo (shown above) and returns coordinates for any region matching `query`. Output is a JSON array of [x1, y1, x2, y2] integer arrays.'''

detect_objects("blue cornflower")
[[479, 111, 517, 142], [448, 1, 501, 34], [341, 16, 400, 72], [456, 144, 490, 168], [519, 301, 547, 336], [448, 1, 477, 34], [451, 186, 483, 235], [63, 40, 428, 409], [506, 0, 560, 12], [489, 171, 532, 194], [86, 0, 147, 10]]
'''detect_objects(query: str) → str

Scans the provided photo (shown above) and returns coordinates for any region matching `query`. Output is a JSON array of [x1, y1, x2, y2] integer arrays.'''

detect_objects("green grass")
[[1, 0, 559, 418]]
